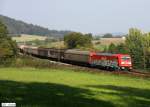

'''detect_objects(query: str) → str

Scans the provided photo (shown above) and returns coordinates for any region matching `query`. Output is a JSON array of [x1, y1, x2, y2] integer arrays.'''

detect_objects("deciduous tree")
[[64, 32, 93, 49], [0, 20, 17, 65]]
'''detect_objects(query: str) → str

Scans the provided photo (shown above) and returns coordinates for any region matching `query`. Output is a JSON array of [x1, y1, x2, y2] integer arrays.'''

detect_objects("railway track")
[[50, 60, 150, 78], [128, 70, 150, 78]]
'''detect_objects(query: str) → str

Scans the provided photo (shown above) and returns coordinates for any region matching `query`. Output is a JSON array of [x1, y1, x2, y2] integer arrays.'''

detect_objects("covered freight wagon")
[[38, 48, 49, 57], [64, 49, 93, 65], [48, 48, 66, 60]]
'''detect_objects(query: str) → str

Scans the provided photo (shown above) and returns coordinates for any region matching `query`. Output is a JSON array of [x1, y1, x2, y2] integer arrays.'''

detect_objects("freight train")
[[19, 45, 132, 71]]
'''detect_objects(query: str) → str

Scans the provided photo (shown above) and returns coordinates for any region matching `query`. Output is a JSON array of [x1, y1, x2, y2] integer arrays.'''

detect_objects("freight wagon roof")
[[96, 53, 116, 56], [25, 46, 38, 49], [65, 49, 90, 55], [95, 53, 130, 57], [38, 47, 66, 51]]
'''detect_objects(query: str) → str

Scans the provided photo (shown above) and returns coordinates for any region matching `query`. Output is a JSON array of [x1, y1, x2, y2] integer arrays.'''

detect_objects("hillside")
[[0, 15, 71, 37]]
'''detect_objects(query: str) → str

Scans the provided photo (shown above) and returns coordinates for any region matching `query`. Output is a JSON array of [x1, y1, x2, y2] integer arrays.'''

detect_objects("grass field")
[[0, 67, 149, 107], [93, 38, 125, 46], [93, 38, 125, 51], [44, 41, 65, 48], [12, 34, 47, 42]]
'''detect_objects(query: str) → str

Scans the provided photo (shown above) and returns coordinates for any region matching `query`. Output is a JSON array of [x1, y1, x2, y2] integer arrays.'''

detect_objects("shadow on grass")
[[87, 85, 150, 107], [0, 80, 114, 107]]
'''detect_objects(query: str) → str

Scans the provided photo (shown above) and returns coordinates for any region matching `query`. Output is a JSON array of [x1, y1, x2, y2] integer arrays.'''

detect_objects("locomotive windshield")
[[121, 56, 131, 61]]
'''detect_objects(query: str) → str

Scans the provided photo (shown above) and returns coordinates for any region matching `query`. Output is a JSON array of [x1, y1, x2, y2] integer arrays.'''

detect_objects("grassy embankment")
[[0, 67, 149, 107]]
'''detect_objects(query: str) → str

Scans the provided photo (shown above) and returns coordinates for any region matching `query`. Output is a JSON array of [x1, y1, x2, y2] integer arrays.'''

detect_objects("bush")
[[11, 55, 59, 68]]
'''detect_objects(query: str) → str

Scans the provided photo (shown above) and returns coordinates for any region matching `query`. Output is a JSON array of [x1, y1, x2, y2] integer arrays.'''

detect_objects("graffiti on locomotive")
[[91, 58, 118, 67]]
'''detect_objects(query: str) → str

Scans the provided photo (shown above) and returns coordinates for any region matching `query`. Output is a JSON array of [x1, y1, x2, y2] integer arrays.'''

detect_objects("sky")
[[0, 0, 150, 34]]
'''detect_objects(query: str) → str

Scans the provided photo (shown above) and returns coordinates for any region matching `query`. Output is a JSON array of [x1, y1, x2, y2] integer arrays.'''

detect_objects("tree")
[[0, 20, 17, 65], [108, 43, 116, 53], [102, 33, 113, 38], [125, 28, 145, 69], [142, 33, 150, 69], [64, 32, 93, 49], [116, 43, 129, 54]]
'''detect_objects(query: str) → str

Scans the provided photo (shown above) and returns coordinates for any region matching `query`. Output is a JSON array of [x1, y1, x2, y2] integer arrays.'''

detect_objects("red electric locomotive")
[[89, 52, 132, 70]]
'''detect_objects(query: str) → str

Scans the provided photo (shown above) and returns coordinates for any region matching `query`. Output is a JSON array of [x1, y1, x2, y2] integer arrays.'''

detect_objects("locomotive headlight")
[[121, 62, 125, 64], [128, 62, 131, 64], [121, 67, 125, 69]]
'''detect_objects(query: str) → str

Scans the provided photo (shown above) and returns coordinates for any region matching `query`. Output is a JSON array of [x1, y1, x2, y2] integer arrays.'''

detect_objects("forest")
[[0, 15, 71, 38]]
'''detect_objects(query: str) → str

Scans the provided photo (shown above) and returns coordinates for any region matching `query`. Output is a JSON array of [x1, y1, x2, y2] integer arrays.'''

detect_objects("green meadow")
[[0, 67, 149, 107]]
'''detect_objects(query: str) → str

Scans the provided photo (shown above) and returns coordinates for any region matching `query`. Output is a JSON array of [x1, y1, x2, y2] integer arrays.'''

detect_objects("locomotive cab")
[[118, 55, 132, 70]]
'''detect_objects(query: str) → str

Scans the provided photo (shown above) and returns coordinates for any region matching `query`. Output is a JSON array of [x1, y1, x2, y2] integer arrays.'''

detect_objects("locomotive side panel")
[[90, 54, 119, 69]]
